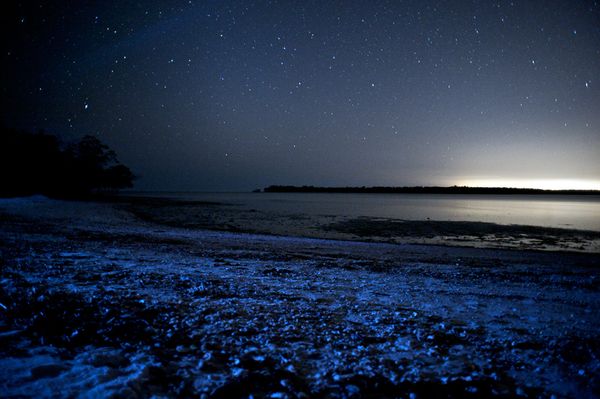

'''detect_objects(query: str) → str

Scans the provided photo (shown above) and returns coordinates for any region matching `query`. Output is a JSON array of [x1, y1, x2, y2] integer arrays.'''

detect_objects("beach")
[[1, 196, 599, 397], [125, 193, 600, 253]]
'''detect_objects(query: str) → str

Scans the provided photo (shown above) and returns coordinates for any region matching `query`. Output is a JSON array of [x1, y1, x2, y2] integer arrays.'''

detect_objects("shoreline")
[[117, 195, 600, 254], [261, 185, 600, 195], [1, 196, 599, 397]]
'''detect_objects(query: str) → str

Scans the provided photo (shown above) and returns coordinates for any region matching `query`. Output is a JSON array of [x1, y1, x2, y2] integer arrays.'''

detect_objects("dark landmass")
[[0, 127, 134, 199], [263, 185, 600, 195]]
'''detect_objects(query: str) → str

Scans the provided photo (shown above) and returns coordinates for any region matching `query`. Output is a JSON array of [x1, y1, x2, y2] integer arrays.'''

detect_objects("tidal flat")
[[0, 196, 599, 398]]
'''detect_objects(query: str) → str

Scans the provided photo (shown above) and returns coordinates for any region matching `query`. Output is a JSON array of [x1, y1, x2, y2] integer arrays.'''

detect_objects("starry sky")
[[3, 1, 600, 191]]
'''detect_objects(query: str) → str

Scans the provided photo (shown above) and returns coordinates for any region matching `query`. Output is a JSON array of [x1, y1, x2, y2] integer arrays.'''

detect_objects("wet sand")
[[1, 196, 599, 398], [124, 196, 600, 253]]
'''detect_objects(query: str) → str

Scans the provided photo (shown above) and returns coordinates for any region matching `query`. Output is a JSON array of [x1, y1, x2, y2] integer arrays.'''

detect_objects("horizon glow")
[[455, 179, 600, 191]]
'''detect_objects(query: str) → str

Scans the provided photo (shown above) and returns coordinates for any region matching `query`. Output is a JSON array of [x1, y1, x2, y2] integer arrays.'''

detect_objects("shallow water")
[[128, 192, 600, 231]]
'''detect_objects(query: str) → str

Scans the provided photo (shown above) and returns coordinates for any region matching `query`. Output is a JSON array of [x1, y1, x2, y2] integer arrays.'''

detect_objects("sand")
[[0, 196, 599, 398]]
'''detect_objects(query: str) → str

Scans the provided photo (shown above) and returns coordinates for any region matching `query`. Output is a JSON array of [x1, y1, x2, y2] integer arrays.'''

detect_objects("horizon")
[[123, 182, 600, 193]]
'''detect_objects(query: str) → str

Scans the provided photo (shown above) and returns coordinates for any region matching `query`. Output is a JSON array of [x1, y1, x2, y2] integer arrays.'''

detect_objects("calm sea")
[[130, 192, 600, 232]]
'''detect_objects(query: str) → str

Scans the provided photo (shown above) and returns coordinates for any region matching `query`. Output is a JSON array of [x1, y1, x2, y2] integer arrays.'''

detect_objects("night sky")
[[3, 1, 600, 191]]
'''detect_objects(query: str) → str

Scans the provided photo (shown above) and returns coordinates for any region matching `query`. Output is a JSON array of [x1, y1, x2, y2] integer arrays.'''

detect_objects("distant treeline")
[[263, 185, 600, 195], [1, 127, 134, 198]]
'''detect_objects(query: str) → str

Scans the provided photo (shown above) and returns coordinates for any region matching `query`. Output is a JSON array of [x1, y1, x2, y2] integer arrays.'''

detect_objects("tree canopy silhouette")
[[1, 127, 134, 198], [262, 185, 600, 195]]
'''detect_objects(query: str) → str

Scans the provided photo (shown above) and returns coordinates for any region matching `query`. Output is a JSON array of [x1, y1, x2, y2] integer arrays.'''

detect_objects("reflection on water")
[[134, 192, 600, 232]]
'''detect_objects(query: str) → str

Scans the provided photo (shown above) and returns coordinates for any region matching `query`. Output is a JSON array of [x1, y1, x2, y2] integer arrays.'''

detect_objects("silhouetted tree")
[[0, 127, 134, 198], [66, 135, 132, 194], [262, 185, 599, 195], [103, 164, 135, 190]]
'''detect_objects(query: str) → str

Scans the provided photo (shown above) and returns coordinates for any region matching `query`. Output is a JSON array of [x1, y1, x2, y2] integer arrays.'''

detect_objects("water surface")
[[131, 192, 600, 231]]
